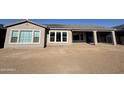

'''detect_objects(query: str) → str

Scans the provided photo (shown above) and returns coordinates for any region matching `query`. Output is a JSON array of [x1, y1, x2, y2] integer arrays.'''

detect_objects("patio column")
[[93, 31, 98, 45], [111, 31, 117, 45]]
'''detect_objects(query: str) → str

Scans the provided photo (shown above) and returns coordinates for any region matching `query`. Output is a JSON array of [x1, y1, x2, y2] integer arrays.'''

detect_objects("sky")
[[0, 19, 124, 27]]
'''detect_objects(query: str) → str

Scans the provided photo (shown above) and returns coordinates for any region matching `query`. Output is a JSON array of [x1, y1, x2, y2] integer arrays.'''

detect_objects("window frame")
[[49, 30, 68, 43], [19, 30, 33, 44], [56, 32, 61, 42], [62, 32, 67, 42], [9, 29, 41, 44], [10, 30, 19, 43], [50, 32, 55, 42], [33, 31, 40, 43]]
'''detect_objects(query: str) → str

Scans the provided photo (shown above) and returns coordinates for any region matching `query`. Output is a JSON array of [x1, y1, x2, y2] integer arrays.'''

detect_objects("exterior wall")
[[47, 30, 72, 46], [4, 22, 46, 48]]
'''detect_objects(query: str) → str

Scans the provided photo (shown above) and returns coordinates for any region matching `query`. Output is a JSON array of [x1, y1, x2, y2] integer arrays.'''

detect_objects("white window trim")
[[9, 29, 41, 44], [49, 30, 68, 43]]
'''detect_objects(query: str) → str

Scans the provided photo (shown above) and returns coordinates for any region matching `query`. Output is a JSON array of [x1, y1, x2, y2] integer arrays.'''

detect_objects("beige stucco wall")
[[4, 22, 46, 48], [46, 30, 72, 46]]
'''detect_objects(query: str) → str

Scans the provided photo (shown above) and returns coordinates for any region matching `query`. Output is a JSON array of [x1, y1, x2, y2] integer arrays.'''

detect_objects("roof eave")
[[4, 20, 47, 28], [49, 28, 116, 31]]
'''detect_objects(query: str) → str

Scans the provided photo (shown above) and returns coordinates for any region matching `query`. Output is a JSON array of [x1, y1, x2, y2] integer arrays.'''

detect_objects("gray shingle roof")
[[45, 24, 115, 31], [0, 24, 4, 29], [113, 24, 124, 32], [113, 24, 124, 30], [3, 20, 115, 31], [4, 20, 47, 28]]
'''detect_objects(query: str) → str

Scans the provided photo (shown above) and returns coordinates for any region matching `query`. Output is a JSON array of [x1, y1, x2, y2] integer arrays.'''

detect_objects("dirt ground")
[[0, 43, 124, 74]]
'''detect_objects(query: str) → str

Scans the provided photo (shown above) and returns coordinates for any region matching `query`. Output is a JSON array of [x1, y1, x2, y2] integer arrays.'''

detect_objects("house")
[[3, 20, 118, 48]]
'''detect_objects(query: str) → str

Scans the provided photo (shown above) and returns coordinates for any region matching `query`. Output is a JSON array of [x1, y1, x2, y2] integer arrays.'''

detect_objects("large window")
[[10, 30, 40, 44], [11, 30, 18, 43], [19, 31, 32, 43], [49, 31, 68, 43]]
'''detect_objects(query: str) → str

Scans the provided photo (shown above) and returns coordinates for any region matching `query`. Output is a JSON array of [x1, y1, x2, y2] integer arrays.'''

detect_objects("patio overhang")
[[49, 28, 116, 32], [71, 29, 116, 32], [46, 24, 116, 31]]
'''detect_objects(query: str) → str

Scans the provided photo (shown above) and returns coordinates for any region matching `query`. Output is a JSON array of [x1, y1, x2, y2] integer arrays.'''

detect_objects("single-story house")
[[3, 20, 120, 48]]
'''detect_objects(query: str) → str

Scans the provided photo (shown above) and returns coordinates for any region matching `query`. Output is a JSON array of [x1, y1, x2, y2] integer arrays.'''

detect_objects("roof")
[[0, 24, 5, 29], [45, 24, 115, 31], [4, 20, 47, 28], [4, 20, 115, 31], [113, 24, 124, 31]]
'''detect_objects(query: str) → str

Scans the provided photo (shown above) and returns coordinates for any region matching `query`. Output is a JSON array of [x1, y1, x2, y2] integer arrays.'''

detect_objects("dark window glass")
[[11, 37, 18, 43], [33, 37, 39, 42], [73, 34, 79, 40], [33, 31, 40, 43], [62, 32, 67, 42], [50, 32, 55, 42], [56, 32, 61, 42]]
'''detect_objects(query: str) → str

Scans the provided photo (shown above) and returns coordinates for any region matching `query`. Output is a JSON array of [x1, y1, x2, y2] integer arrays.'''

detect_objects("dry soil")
[[0, 44, 124, 74]]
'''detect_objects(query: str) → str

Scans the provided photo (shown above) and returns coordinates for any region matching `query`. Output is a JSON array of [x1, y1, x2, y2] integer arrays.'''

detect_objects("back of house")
[[1, 20, 124, 48]]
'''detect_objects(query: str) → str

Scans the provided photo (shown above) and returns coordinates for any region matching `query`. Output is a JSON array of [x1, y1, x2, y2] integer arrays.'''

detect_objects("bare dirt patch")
[[0, 44, 124, 74]]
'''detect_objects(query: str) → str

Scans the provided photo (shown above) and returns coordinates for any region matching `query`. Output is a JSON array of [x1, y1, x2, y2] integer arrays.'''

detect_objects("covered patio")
[[47, 24, 117, 46], [72, 30, 117, 45], [113, 25, 124, 45]]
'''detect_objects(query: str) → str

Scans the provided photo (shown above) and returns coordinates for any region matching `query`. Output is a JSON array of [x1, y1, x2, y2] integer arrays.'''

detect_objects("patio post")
[[111, 31, 117, 45], [93, 31, 98, 45]]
